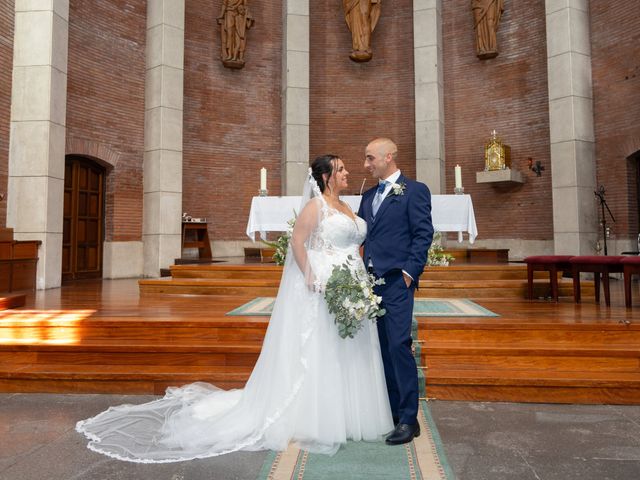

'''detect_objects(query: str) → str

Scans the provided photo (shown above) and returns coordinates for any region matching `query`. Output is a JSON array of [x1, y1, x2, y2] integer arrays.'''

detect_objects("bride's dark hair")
[[311, 154, 340, 193]]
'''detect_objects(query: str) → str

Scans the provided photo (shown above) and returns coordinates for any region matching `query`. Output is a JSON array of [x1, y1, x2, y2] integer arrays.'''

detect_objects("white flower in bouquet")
[[324, 255, 386, 339], [263, 211, 297, 266], [427, 231, 455, 267]]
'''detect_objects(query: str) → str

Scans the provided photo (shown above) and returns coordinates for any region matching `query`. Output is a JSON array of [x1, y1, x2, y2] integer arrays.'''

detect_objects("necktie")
[[372, 181, 387, 216]]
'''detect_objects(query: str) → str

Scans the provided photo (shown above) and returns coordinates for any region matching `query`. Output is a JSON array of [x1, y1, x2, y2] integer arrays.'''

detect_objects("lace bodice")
[[317, 211, 367, 251], [306, 209, 367, 285]]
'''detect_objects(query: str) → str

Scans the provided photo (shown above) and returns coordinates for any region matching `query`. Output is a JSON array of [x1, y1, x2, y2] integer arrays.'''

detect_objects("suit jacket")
[[358, 174, 434, 286]]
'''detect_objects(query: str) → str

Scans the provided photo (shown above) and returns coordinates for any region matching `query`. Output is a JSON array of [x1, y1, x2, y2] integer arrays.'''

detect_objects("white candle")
[[260, 167, 267, 191], [454, 164, 462, 189]]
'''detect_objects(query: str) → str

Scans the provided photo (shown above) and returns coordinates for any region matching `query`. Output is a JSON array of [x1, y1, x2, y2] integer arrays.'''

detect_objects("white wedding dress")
[[76, 178, 393, 463]]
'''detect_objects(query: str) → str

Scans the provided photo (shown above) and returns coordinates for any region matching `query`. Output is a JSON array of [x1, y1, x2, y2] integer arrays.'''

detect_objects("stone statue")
[[217, 0, 254, 69], [472, 0, 504, 59], [343, 0, 381, 62]]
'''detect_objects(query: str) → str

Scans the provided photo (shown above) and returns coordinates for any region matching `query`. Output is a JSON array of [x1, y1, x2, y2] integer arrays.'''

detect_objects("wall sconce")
[[528, 157, 544, 176], [0, 193, 4, 201]]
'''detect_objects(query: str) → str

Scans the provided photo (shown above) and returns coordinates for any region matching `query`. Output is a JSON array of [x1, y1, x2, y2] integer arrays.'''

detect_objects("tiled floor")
[[1, 393, 639, 480]]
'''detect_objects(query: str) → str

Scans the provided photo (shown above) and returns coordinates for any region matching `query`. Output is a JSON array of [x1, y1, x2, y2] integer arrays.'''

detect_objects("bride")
[[76, 154, 393, 462]]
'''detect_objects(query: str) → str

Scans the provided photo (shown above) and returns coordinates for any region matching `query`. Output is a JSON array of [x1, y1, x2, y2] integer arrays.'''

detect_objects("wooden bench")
[[569, 256, 624, 307], [622, 256, 640, 308], [524, 255, 573, 301]]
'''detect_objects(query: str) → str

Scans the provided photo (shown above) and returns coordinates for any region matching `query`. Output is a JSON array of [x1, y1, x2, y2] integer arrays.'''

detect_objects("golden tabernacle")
[[484, 130, 511, 171]]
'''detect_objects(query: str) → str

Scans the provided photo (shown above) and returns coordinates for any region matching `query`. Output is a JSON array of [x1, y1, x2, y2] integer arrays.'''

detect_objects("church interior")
[[1, 1, 639, 479]]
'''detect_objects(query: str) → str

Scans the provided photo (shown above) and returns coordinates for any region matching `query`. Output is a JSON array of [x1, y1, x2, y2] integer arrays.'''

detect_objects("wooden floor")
[[1, 259, 639, 404]]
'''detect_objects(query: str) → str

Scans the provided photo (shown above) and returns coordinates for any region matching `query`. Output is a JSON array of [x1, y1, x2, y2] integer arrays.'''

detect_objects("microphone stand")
[[359, 178, 367, 195], [594, 186, 615, 255]]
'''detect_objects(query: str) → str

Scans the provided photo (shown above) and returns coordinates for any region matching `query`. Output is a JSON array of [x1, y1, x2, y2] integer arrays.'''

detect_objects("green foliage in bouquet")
[[324, 255, 386, 339], [263, 215, 296, 266], [427, 231, 455, 267]]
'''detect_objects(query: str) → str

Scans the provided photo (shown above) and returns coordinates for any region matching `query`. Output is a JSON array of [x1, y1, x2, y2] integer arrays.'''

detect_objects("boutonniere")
[[390, 182, 406, 196]]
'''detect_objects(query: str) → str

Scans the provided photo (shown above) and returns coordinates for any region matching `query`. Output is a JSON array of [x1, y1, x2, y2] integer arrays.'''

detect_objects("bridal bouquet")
[[324, 255, 386, 339]]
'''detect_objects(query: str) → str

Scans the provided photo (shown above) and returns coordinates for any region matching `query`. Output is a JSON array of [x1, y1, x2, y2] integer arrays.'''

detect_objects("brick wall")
[[443, 0, 553, 240], [66, 0, 146, 242], [7, 1, 637, 247], [309, 1, 416, 194], [591, 0, 640, 236], [183, 0, 282, 241], [0, 1, 13, 229]]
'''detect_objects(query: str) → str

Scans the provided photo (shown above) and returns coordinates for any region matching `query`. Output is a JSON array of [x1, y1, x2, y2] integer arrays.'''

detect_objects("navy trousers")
[[375, 269, 418, 425]]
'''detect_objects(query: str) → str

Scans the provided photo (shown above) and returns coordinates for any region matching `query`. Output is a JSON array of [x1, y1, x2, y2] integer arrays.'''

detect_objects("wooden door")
[[63, 157, 105, 280]]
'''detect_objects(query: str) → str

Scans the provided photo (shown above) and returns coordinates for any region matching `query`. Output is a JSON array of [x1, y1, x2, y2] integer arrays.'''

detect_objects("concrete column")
[[7, 0, 69, 289], [414, 0, 445, 194], [545, 0, 597, 254], [143, 0, 184, 277], [282, 0, 309, 195]]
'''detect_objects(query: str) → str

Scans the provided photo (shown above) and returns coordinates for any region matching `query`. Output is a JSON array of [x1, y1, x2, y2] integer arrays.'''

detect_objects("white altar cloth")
[[246, 195, 478, 244]]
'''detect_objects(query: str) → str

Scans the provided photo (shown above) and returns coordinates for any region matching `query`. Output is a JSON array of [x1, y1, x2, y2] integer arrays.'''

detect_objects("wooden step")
[[169, 263, 541, 281], [0, 363, 252, 394], [425, 368, 640, 404], [148, 262, 595, 300], [442, 248, 509, 264], [0, 340, 262, 367], [419, 325, 640, 346], [0, 325, 268, 343], [0, 293, 26, 310], [421, 344, 640, 373], [140, 278, 280, 287], [422, 279, 561, 289], [139, 278, 280, 296], [141, 275, 591, 299], [423, 267, 542, 281], [416, 279, 587, 299], [170, 263, 284, 280]]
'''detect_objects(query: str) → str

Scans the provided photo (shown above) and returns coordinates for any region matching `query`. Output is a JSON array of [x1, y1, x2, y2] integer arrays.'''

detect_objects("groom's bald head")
[[368, 138, 398, 161], [364, 137, 399, 180]]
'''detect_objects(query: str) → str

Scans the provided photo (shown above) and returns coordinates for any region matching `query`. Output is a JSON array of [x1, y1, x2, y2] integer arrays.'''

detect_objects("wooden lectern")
[[0, 228, 40, 293], [181, 222, 212, 260]]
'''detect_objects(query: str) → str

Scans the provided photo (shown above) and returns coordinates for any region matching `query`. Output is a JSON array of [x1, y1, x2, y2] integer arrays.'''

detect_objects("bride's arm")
[[290, 198, 321, 290]]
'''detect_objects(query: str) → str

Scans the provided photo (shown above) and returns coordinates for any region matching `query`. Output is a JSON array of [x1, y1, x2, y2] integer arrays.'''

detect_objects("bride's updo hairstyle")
[[311, 154, 340, 193]]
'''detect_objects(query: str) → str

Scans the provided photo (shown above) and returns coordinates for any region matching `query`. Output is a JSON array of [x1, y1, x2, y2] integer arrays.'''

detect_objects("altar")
[[246, 195, 478, 243]]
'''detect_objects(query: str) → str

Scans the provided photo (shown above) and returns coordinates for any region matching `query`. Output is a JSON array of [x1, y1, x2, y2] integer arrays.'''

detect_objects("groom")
[[358, 138, 433, 445]]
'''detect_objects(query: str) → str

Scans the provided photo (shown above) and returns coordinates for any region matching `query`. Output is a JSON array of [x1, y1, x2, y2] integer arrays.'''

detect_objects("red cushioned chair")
[[524, 255, 574, 301], [622, 256, 640, 308], [569, 256, 625, 306]]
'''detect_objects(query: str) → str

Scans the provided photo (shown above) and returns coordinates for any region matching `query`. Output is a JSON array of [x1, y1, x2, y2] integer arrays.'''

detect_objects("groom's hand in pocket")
[[402, 271, 413, 288]]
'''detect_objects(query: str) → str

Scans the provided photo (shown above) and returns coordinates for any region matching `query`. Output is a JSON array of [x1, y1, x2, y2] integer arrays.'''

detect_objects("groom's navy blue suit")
[[358, 174, 433, 425]]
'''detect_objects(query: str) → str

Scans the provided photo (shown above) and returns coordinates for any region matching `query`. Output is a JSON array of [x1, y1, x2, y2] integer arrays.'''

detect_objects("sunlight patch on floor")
[[0, 310, 96, 344]]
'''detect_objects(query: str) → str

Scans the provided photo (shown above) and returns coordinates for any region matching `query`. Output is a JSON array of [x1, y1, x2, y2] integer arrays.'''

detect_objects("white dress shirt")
[[377, 170, 402, 203]]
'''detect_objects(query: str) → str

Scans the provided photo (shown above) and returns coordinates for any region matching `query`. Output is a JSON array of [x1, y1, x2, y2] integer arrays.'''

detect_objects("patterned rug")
[[256, 401, 455, 480], [227, 297, 497, 318]]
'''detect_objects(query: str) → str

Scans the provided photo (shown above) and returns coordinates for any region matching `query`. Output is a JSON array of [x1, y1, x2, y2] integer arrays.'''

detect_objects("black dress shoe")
[[385, 422, 420, 445]]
